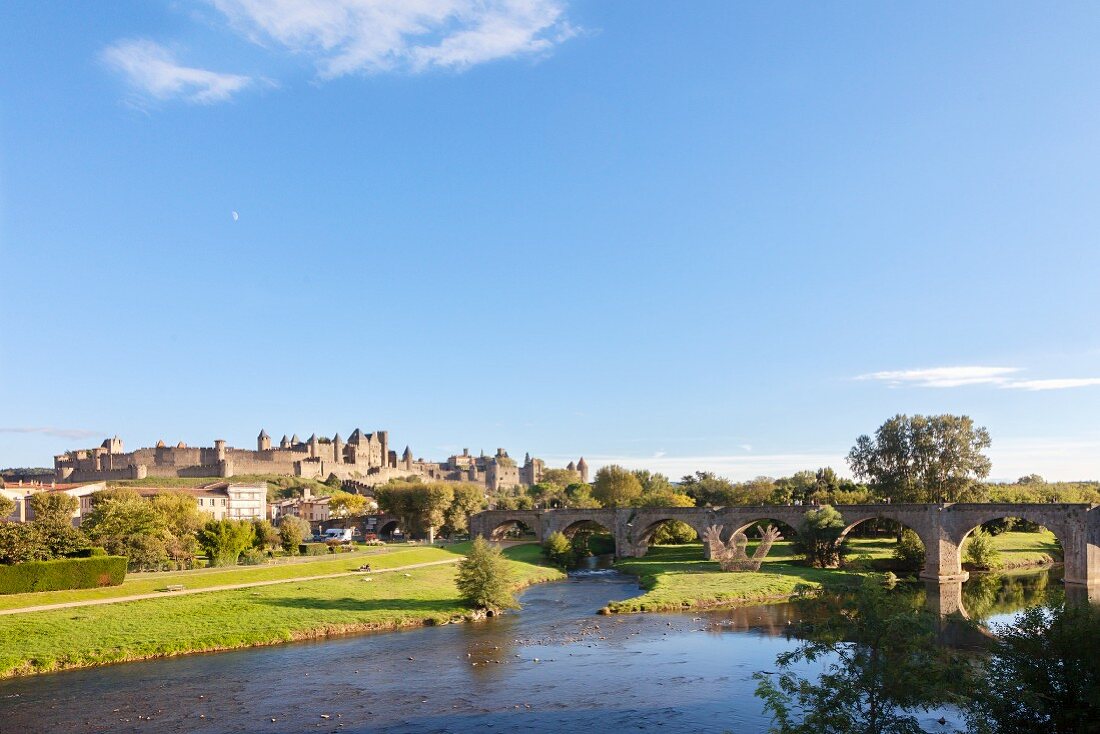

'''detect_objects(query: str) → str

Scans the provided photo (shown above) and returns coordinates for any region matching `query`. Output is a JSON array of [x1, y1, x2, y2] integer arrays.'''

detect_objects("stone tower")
[[403, 445, 413, 470], [308, 434, 319, 458], [333, 433, 344, 464], [577, 457, 589, 483], [257, 429, 271, 451], [280, 434, 290, 449]]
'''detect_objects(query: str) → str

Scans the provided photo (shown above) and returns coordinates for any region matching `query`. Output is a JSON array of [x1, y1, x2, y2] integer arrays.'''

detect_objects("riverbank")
[[606, 532, 1060, 613], [0, 543, 564, 678]]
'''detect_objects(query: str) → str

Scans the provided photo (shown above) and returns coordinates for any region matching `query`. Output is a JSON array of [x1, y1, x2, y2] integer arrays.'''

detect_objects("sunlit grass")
[[0, 543, 563, 678]]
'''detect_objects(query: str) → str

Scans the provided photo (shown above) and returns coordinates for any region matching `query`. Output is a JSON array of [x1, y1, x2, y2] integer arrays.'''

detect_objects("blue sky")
[[2, 2, 1100, 481]]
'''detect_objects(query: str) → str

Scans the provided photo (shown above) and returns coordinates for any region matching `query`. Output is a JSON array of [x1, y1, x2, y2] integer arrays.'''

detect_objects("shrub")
[[299, 542, 327, 556], [652, 520, 698, 545], [456, 536, 519, 612], [965, 529, 1001, 570], [542, 531, 574, 568], [0, 556, 127, 594], [792, 505, 847, 568], [119, 534, 170, 572], [279, 516, 309, 555], [239, 548, 265, 566], [196, 519, 255, 567], [892, 529, 926, 571]]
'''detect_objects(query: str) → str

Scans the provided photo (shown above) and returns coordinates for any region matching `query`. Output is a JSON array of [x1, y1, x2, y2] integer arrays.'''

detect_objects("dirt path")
[[0, 558, 463, 616]]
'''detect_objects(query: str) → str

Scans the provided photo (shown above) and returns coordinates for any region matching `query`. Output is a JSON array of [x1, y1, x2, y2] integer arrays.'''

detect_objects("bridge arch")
[[486, 517, 538, 541], [950, 508, 1067, 576]]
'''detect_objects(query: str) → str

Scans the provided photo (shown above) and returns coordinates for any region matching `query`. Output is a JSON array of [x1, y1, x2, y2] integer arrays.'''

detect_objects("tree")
[[0, 495, 15, 520], [328, 491, 367, 519], [967, 603, 1100, 734], [681, 471, 740, 506], [964, 529, 1001, 570], [891, 529, 925, 572], [793, 505, 847, 568], [564, 483, 601, 508], [251, 519, 279, 550], [28, 492, 78, 525], [455, 536, 519, 612], [149, 491, 205, 538], [526, 482, 565, 509], [539, 468, 581, 487], [279, 515, 309, 554], [755, 577, 967, 734], [592, 465, 642, 507], [82, 489, 167, 567], [542, 531, 574, 568], [375, 481, 455, 542], [196, 519, 255, 566], [847, 414, 992, 503], [0, 522, 49, 564], [444, 483, 486, 537]]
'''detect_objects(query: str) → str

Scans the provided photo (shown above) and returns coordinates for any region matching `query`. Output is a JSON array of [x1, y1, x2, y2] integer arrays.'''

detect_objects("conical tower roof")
[[258, 429, 270, 439], [290, 434, 300, 444], [402, 445, 413, 457], [577, 456, 588, 467], [308, 433, 318, 443], [333, 433, 343, 444]]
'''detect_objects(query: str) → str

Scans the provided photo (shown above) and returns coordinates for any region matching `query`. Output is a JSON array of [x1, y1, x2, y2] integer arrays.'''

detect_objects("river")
[[0, 566, 1063, 734]]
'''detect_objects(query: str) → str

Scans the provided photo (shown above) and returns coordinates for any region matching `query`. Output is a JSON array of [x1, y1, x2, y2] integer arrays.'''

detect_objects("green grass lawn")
[[0, 545, 448, 611], [609, 532, 1060, 614], [0, 543, 563, 678]]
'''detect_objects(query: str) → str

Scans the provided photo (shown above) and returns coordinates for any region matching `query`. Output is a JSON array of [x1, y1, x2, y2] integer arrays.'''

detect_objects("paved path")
[[0, 558, 463, 617]]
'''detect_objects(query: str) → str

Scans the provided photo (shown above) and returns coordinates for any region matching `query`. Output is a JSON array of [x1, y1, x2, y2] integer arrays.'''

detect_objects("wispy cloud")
[[0, 427, 101, 440], [857, 365, 1100, 391], [102, 39, 253, 104], [856, 366, 1020, 388], [210, 0, 576, 77], [1000, 378, 1100, 391]]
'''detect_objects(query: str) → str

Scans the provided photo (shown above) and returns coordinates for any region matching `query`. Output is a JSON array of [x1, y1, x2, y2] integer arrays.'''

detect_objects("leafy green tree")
[[964, 529, 1001, 570], [444, 483, 486, 537], [967, 603, 1100, 734], [539, 468, 581, 487], [278, 515, 309, 554], [526, 481, 565, 509], [149, 491, 205, 538], [891, 529, 925, 572], [28, 492, 78, 525], [542, 531, 574, 568], [0, 522, 49, 564], [847, 414, 992, 503], [0, 495, 15, 520], [82, 489, 168, 567], [251, 519, 279, 550], [375, 481, 455, 542], [196, 519, 255, 566], [754, 577, 968, 734], [792, 505, 847, 568], [564, 483, 601, 508], [592, 465, 642, 507], [455, 536, 519, 612]]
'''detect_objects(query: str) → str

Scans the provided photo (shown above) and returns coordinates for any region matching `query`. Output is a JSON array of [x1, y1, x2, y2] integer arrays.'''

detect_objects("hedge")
[[299, 543, 327, 556], [0, 556, 127, 594], [67, 547, 108, 558]]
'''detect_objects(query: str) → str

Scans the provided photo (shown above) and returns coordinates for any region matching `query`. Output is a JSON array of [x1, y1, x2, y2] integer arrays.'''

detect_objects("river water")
[[0, 567, 1062, 734]]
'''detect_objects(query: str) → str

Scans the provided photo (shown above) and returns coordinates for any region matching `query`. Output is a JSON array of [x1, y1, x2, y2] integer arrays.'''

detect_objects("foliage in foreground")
[[455, 536, 519, 612], [967, 603, 1100, 734], [792, 506, 847, 568], [754, 577, 968, 734]]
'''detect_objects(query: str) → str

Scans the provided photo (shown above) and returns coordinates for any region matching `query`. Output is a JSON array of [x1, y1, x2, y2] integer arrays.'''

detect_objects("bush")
[[239, 548, 266, 566], [652, 520, 698, 545], [279, 516, 309, 555], [299, 542, 327, 556], [542, 531, 574, 568], [456, 536, 519, 612], [965, 529, 1001, 570], [892, 529, 926, 571], [0, 556, 127, 594], [793, 505, 847, 568], [196, 519, 255, 567]]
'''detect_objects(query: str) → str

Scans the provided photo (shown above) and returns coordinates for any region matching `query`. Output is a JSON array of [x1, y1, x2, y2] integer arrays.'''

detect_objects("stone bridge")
[[469, 503, 1100, 588]]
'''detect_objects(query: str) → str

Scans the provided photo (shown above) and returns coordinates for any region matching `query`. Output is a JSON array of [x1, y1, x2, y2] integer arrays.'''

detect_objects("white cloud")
[[856, 366, 1020, 388], [102, 39, 253, 104], [1000, 378, 1100, 391], [857, 365, 1100, 391], [0, 427, 101, 440], [209, 0, 575, 77]]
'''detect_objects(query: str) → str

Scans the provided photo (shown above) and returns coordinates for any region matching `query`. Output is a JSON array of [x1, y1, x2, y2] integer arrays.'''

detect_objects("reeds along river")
[[0, 568, 1064, 734]]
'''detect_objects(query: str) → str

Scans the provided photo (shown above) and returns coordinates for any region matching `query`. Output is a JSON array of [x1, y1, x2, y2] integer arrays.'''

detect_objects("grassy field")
[[0, 544, 435, 611], [0, 543, 563, 678], [608, 532, 1060, 614]]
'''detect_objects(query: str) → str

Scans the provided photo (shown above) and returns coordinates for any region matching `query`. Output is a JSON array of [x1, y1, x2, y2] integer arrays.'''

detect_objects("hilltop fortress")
[[53, 430, 588, 492]]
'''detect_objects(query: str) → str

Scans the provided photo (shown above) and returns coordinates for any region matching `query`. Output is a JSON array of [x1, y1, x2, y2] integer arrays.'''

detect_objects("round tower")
[[257, 429, 271, 452]]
